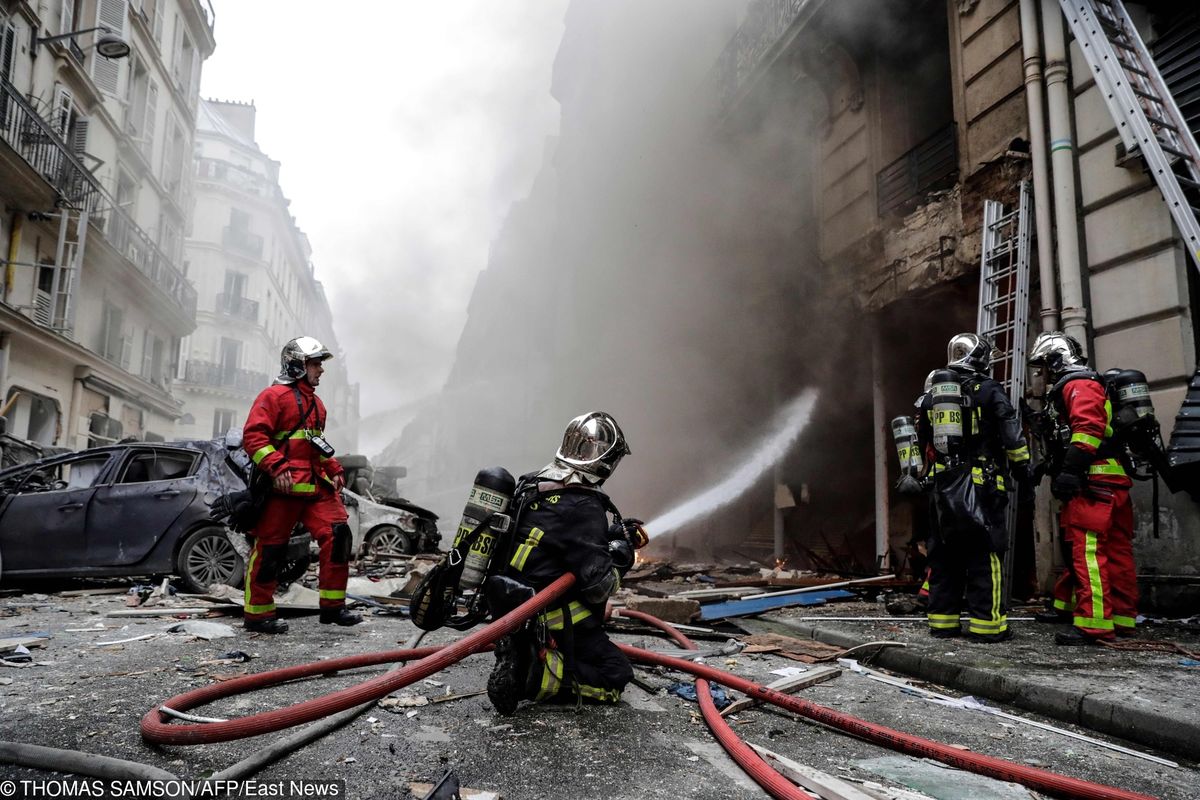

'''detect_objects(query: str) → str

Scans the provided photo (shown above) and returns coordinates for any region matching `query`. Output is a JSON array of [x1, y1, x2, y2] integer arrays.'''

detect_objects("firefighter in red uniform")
[[241, 336, 360, 634], [1027, 332, 1136, 645]]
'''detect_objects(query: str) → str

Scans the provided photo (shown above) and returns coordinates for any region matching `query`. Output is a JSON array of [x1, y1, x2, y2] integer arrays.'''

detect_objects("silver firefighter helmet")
[[1028, 331, 1087, 383], [551, 411, 630, 483], [946, 332, 996, 374], [278, 336, 333, 383]]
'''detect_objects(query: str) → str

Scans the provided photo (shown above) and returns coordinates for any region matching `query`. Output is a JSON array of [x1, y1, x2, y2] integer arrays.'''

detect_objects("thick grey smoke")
[[385, 0, 874, 564]]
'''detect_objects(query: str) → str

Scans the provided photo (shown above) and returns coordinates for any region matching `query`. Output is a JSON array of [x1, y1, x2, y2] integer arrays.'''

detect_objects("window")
[[212, 408, 235, 438], [117, 450, 196, 483], [140, 330, 164, 383], [100, 303, 127, 364], [88, 411, 123, 446], [161, 113, 185, 198], [4, 387, 61, 445], [91, 0, 127, 96], [63, 454, 110, 489], [1, 17, 16, 87]]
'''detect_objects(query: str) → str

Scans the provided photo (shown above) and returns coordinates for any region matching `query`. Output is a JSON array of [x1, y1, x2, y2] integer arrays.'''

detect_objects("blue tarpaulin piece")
[[697, 589, 856, 621], [667, 682, 731, 709]]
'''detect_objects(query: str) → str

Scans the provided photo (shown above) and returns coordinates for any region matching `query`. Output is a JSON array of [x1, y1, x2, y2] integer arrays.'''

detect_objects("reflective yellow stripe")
[[291, 483, 317, 493], [1074, 615, 1114, 631], [1088, 460, 1127, 476], [968, 619, 1007, 633], [535, 649, 565, 701], [319, 589, 346, 601], [1113, 615, 1136, 629], [1006, 445, 1030, 462], [990, 552, 1003, 628], [927, 613, 960, 629], [577, 684, 622, 703], [970, 466, 1005, 491], [244, 548, 277, 614], [1053, 597, 1070, 612], [510, 527, 545, 571], [1104, 398, 1115, 439], [1084, 531, 1105, 623], [252, 445, 276, 464], [541, 601, 592, 631], [271, 428, 324, 441], [1071, 432, 1102, 448]]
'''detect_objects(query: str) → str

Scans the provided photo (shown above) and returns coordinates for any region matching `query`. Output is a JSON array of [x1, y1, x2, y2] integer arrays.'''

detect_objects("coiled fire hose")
[[619, 608, 810, 800], [140, 574, 573, 745], [142, 575, 1155, 800]]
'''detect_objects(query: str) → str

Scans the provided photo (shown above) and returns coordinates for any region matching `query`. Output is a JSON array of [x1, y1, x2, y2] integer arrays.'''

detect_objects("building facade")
[[0, 0, 214, 447], [175, 99, 359, 451], [714, 0, 1198, 587]]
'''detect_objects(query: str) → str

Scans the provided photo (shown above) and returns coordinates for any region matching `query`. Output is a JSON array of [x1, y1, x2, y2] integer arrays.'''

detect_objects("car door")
[[0, 452, 114, 574], [87, 447, 201, 567]]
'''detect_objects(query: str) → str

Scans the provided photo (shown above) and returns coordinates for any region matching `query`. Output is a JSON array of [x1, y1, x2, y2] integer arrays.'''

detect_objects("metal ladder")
[[976, 180, 1032, 603], [1060, 0, 1200, 273]]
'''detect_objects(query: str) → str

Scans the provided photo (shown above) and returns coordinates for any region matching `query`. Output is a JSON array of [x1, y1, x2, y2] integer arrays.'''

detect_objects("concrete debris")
[[165, 621, 237, 640], [623, 596, 701, 624]]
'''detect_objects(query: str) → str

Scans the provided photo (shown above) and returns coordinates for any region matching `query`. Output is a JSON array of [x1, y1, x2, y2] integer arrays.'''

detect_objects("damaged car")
[[339, 455, 441, 557], [0, 441, 307, 593]]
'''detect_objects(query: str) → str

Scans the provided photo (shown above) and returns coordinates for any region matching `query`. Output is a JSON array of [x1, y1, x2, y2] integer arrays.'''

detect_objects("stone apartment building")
[[0, 0, 213, 448], [174, 98, 359, 451], [714, 0, 1199, 588]]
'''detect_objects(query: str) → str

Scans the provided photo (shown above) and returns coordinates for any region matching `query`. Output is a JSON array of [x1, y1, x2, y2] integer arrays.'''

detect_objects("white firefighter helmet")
[[278, 336, 333, 383], [946, 332, 996, 374], [1028, 331, 1087, 382], [552, 411, 630, 483]]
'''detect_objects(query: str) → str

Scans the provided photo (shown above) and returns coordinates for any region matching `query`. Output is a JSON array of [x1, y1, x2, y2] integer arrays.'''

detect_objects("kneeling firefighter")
[[486, 411, 647, 716]]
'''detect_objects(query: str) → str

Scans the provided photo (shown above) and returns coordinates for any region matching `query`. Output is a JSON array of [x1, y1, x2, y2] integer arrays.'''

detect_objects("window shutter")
[[143, 81, 157, 161], [61, 0, 74, 36], [52, 84, 74, 137], [1, 21, 16, 85], [71, 117, 89, 156], [153, 6, 163, 48], [120, 332, 132, 369], [141, 329, 152, 377], [92, 0, 127, 95]]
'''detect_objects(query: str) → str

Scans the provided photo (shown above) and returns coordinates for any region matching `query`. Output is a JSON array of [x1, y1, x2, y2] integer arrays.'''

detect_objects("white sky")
[[199, 1, 568, 439]]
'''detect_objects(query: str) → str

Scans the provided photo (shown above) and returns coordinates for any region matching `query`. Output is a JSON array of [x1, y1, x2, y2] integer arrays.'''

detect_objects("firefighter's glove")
[[895, 475, 923, 495], [1051, 445, 1092, 501], [622, 518, 649, 549], [608, 538, 635, 572], [579, 560, 619, 605], [1009, 461, 1031, 485]]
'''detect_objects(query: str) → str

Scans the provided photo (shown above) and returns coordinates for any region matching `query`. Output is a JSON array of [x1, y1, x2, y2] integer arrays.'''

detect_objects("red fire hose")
[[619, 608, 810, 800], [140, 574, 573, 745], [142, 575, 1156, 800], [620, 643, 1156, 800]]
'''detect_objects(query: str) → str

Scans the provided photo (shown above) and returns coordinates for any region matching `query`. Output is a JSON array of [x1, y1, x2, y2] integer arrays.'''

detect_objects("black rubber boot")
[[929, 627, 961, 639], [319, 607, 363, 626], [1055, 627, 1107, 646], [244, 617, 289, 634], [965, 628, 1013, 643], [1034, 609, 1071, 624], [488, 634, 533, 716]]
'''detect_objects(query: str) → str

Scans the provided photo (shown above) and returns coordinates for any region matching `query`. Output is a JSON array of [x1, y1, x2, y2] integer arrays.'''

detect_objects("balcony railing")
[[216, 292, 260, 323], [222, 226, 264, 259], [876, 123, 959, 217], [197, 157, 273, 198], [714, 0, 819, 108], [183, 360, 269, 393], [0, 77, 197, 321]]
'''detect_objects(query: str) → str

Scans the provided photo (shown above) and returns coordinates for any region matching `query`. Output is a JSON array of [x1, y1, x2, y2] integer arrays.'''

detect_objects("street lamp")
[[35, 27, 131, 59]]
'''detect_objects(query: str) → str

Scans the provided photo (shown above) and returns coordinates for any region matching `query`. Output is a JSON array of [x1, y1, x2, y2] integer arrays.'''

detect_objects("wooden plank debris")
[[749, 743, 879, 800], [742, 574, 896, 601], [0, 636, 49, 650], [697, 589, 855, 621], [104, 605, 240, 618], [741, 634, 848, 663], [720, 666, 840, 717]]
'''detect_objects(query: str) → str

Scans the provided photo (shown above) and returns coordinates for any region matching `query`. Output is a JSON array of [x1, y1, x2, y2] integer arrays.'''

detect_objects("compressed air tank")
[[929, 369, 963, 458], [891, 416, 924, 477], [454, 467, 516, 592], [1106, 369, 1156, 431]]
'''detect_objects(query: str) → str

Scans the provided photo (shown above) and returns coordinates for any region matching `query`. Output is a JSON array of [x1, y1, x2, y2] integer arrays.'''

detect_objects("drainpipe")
[[872, 321, 890, 571], [4, 213, 22, 304], [1041, 0, 1089, 351], [1019, 0, 1060, 331]]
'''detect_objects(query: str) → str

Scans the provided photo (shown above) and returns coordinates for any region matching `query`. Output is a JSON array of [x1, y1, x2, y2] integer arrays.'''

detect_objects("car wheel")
[[177, 527, 245, 593], [364, 525, 414, 558]]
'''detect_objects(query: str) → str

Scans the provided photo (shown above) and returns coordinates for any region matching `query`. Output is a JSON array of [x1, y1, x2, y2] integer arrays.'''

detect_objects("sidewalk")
[[740, 603, 1200, 763]]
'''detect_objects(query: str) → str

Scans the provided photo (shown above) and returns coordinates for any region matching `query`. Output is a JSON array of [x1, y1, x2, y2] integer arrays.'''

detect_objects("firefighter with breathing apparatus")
[[409, 411, 647, 715], [913, 334, 1030, 642], [1027, 332, 1148, 644]]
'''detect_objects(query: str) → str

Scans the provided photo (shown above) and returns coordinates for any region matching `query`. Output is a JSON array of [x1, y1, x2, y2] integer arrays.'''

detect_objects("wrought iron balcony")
[[222, 226, 264, 259], [714, 0, 820, 108], [216, 292, 260, 323], [876, 123, 958, 217], [0, 77, 197, 322], [183, 360, 269, 393]]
